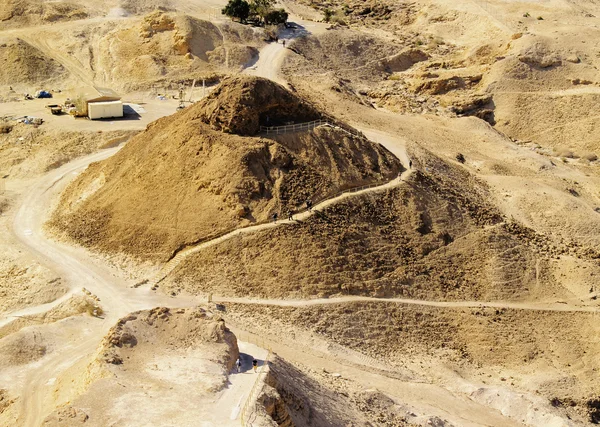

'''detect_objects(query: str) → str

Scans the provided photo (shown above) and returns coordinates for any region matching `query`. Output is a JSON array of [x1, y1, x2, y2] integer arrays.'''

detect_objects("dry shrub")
[[45, 157, 70, 171], [100, 135, 132, 149], [0, 198, 9, 214], [82, 300, 104, 317], [73, 94, 88, 116], [0, 124, 12, 134]]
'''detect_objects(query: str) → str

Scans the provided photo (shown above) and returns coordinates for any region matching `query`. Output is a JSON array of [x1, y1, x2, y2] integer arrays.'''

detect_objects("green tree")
[[249, 0, 275, 23], [222, 0, 250, 22], [264, 8, 288, 25], [323, 8, 334, 22]]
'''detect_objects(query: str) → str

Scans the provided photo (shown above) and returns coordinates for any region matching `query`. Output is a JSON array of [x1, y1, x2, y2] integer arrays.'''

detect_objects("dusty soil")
[[49, 76, 401, 262], [0, 0, 89, 29], [257, 355, 419, 427], [0, 122, 135, 178], [0, 39, 69, 87], [284, 0, 600, 159], [226, 301, 600, 425], [2, 0, 600, 425], [0, 250, 66, 316], [0, 10, 264, 93], [0, 293, 100, 339], [93, 11, 264, 90], [41, 306, 239, 426]]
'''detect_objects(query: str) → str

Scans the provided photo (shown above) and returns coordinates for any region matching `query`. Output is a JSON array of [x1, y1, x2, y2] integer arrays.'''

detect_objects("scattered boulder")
[[518, 43, 561, 68], [381, 48, 429, 73], [414, 74, 482, 95], [0, 389, 15, 415]]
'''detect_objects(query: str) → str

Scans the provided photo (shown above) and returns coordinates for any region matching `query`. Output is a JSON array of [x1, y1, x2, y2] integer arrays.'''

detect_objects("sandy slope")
[[2, 0, 600, 425]]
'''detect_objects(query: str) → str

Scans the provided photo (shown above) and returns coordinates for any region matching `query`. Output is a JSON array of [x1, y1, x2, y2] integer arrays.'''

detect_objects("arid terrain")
[[1, 0, 600, 426]]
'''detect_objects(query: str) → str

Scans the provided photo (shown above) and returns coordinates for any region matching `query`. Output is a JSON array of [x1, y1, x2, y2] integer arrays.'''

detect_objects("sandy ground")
[[1, 0, 600, 425], [0, 97, 180, 132], [2, 112, 592, 425]]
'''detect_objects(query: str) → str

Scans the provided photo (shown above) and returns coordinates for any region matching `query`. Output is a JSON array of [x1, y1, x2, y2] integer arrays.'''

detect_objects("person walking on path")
[[288, 210, 293, 221], [306, 199, 312, 211], [252, 359, 258, 373], [236, 358, 241, 373], [272, 212, 278, 223], [282, 40, 286, 47]]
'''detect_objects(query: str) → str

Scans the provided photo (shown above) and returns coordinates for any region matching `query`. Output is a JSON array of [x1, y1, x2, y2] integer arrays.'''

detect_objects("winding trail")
[[9, 147, 201, 426], [149, 162, 412, 288], [213, 295, 600, 313], [4, 14, 598, 427]]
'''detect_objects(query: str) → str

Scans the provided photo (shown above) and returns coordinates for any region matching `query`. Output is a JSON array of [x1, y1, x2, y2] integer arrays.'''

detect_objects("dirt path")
[[11, 147, 176, 318], [209, 341, 269, 426], [8, 146, 202, 426], [0, 289, 76, 329], [214, 295, 600, 313], [245, 38, 288, 84], [19, 325, 101, 426], [244, 16, 328, 84], [149, 161, 412, 288], [227, 323, 524, 427]]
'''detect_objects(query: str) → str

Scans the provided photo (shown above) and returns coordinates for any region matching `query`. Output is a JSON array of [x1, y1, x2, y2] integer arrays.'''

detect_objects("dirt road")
[[245, 16, 328, 85], [8, 146, 201, 426], [214, 295, 600, 313], [4, 12, 593, 425]]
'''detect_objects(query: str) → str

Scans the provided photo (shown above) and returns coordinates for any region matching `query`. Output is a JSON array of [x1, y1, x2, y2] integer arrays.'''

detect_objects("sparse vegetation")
[[556, 149, 576, 158], [264, 8, 288, 25], [0, 198, 9, 215], [82, 298, 104, 317], [223, 0, 287, 25], [222, 0, 250, 23], [3, 2, 600, 426]]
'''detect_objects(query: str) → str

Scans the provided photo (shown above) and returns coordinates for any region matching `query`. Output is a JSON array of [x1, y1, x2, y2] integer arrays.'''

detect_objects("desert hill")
[[0, 10, 265, 91], [94, 11, 263, 90], [285, 1, 600, 158], [0, 0, 88, 29], [163, 140, 600, 302], [162, 144, 540, 300], [41, 307, 239, 426], [0, 38, 69, 86], [227, 299, 600, 425], [50, 76, 402, 262]]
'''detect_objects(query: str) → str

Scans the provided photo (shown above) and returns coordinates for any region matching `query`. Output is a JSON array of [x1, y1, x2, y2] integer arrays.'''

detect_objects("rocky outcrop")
[[194, 76, 322, 135]]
